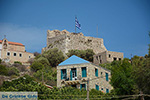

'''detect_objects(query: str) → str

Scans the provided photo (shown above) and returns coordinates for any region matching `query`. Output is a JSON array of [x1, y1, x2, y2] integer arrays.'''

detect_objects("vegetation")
[[0, 33, 150, 99], [14, 61, 22, 65], [110, 59, 137, 95], [36, 48, 65, 67], [0, 75, 107, 99], [66, 49, 95, 62], [0, 64, 8, 76]]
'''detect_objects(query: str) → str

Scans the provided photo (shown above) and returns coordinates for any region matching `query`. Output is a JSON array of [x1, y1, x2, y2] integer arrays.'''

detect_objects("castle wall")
[[46, 30, 107, 54], [46, 34, 67, 54]]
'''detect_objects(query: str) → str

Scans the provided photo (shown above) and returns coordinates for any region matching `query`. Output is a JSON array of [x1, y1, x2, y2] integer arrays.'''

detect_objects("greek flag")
[[75, 17, 81, 30]]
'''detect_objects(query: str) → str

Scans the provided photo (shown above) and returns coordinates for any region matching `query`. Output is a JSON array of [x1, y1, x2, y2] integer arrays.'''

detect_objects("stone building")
[[42, 30, 107, 54], [43, 29, 124, 64], [57, 55, 113, 93], [0, 38, 34, 65], [93, 51, 124, 65]]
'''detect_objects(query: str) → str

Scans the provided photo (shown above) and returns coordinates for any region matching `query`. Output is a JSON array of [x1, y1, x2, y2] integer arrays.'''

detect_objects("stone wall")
[[57, 63, 113, 93], [93, 51, 124, 65], [0, 38, 34, 65], [45, 30, 107, 54]]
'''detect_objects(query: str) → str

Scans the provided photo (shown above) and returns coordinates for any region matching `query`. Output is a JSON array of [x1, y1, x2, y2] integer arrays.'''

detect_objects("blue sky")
[[0, 0, 150, 58]]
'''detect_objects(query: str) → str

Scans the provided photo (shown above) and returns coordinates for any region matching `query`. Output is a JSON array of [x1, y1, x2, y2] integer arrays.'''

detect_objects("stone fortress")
[[43, 29, 123, 64]]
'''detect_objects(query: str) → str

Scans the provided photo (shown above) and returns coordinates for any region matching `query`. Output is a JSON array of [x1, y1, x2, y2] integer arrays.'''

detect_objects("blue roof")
[[58, 55, 90, 66]]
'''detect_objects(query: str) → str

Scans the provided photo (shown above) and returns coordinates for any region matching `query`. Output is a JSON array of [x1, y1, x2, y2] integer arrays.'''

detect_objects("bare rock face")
[[44, 30, 107, 54]]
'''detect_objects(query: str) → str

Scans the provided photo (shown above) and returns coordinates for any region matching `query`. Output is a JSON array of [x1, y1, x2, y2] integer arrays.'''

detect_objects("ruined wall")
[[93, 51, 124, 65], [45, 30, 107, 54]]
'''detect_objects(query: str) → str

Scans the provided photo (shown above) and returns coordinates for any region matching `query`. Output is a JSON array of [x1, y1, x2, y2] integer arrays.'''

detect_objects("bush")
[[42, 48, 65, 67], [66, 49, 95, 62], [0, 59, 2, 64], [8, 67, 19, 76], [30, 61, 44, 72], [0, 65, 8, 75], [36, 57, 50, 67], [14, 61, 22, 65]]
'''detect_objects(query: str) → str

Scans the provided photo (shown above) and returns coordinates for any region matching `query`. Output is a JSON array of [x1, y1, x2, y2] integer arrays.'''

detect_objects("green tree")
[[66, 49, 95, 62], [0, 65, 8, 75], [110, 59, 137, 95], [36, 57, 50, 67], [30, 61, 44, 72], [0, 59, 2, 64], [132, 55, 150, 94], [14, 61, 22, 65], [8, 67, 19, 76], [42, 48, 65, 67]]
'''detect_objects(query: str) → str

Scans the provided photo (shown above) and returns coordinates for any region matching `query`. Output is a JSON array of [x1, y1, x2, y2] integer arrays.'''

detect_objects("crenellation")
[[45, 30, 107, 54]]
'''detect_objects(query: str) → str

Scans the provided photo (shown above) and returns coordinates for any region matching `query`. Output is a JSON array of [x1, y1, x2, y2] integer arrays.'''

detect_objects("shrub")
[[30, 61, 44, 72], [0, 65, 8, 75], [8, 67, 19, 76], [14, 61, 22, 65]]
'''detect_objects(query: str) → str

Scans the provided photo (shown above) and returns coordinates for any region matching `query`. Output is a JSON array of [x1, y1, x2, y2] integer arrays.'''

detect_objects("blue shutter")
[[80, 84, 86, 90], [80, 84, 82, 90], [61, 69, 63, 80], [95, 85, 99, 91], [82, 68, 84, 77], [106, 89, 109, 93], [82, 67, 87, 77], [106, 73, 108, 81], [85, 84, 86, 90], [95, 69, 98, 77], [75, 69, 77, 77], [64, 69, 67, 79], [70, 70, 72, 80]]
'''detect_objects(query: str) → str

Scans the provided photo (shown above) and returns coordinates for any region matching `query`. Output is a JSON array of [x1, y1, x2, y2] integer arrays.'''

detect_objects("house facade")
[[93, 51, 123, 65], [0, 38, 34, 65], [57, 55, 113, 93]]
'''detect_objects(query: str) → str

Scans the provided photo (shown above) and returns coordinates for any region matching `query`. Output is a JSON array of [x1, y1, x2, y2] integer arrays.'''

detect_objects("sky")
[[0, 0, 150, 58]]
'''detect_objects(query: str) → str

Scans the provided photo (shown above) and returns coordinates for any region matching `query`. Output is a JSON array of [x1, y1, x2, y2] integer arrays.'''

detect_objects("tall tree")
[[110, 59, 137, 95], [42, 48, 65, 67], [66, 49, 95, 62]]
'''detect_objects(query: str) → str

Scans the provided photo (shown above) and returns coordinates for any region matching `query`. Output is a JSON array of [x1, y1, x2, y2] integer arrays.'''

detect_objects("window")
[[71, 85, 77, 88], [29, 56, 30, 58], [101, 72, 103, 75], [96, 56, 98, 60], [82, 67, 87, 77], [100, 60, 102, 64], [70, 68, 77, 80], [80, 84, 86, 90], [19, 54, 22, 57], [109, 54, 111, 58], [105, 73, 109, 81], [113, 57, 117, 61], [61, 69, 67, 80], [95, 85, 99, 91], [14, 53, 16, 56], [101, 88, 103, 90], [106, 89, 109, 93], [95, 68, 98, 77], [119, 58, 121, 61], [7, 52, 10, 56], [99, 55, 101, 59]]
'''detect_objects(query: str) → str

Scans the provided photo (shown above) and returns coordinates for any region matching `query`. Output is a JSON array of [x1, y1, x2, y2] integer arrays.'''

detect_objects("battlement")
[[44, 30, 107, 55]]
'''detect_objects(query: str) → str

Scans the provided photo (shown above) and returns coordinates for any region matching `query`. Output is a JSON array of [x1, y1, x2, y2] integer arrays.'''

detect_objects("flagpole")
[[75, 23, 76, 33], [97, 24, 98, 37]]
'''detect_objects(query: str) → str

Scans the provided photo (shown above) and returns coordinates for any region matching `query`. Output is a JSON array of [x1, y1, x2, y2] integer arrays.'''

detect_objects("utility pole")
[[140, 90, 145, 100], [87, 78, 89, 100]]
